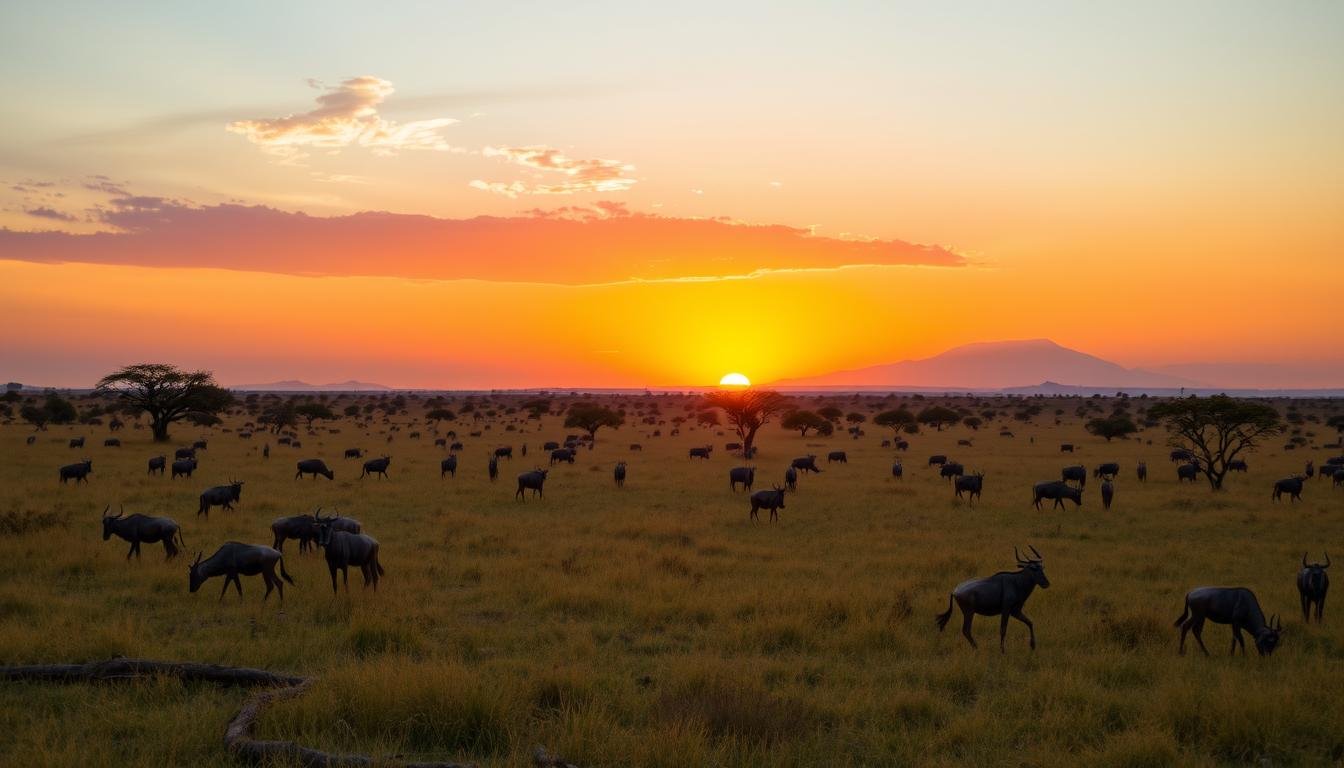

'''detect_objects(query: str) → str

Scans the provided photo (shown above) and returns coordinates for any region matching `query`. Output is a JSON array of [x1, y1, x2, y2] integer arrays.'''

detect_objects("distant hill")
[[229, 379, 392, 392], [771, 339, 1201, 390]]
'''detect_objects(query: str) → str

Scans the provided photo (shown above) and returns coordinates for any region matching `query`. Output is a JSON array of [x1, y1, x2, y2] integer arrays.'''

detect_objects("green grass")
[[1, 396, 1342, 766]]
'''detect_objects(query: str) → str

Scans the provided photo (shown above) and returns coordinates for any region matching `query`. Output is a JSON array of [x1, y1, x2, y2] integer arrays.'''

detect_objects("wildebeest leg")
[[1011, 608, 1036, 650], [232, 575, 243, 599], [126, 541, 136, 560], [329, 565, 339, 594], [960, 606, 977, 649], [1318, 595, 1326, 623], [999, 612, 1010, 653], [1302, 594, 1311, 623], [343, 566, 350, 591], [1190, 617, 1209, 656], [749, 505, 758, 522], [218, 577, 231, 602], [262, 571, 275, 602], [1178, 619, 1189, 655]]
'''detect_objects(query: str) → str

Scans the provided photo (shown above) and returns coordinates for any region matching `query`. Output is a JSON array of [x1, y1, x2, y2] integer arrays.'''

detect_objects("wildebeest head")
[[1302, 551, 1331, 588], [1254, 614, 1283, 656], [187, 551, 206, 593], [100, 504, 123, 540], [1015, 545, 1049, 588]]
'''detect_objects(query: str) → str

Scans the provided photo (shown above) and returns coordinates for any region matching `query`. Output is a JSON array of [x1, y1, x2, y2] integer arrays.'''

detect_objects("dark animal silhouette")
[[1170, 448, 1194, 463], [1177, 462, 1200, 483], [175, 447, 196, 460], [295, 459, 334, 480], [59, 459, 93, 484], [103, 438, 120, 447], [689, 446, 713, 459], [614, 461, 627, 488], [440, 455, 457, 478], [315, 517, 383, 593], [543, 441, 560, 451], [271, 514, 320, 553], [433, 438, 447, 448], [147, 456, 166, 475], [488, 455, 499, 482], [827, 451, 848, 464], [1272, 476, 1305, 502], [188, 543, 294, 602], [729, 466, 755, 492], [1093, 462, 1119, 480], [192, 440, 208, 451], [749, 486, 786, 522], [344, 448, 363, 459], [954, 472, 984, 502], [1136, 461, 1147, 482], [1298, 553, 1330, 623], [198, 480, 243, 517], [1101, 480, 1114, 510], [1175, 587, 1282, 656], [784, 465, 798, 491], [1228, 459, 1248, 473], [1033, 480, 1082, 510], [102, 505, 183, 560], [1305, 460, 1314, 479], [725, 442, 742, 451], [1061, 465, 1087, 488], [171, 458, 197, 479], [928, 454, 947, 467], [791, 455, 822, 474], [936, 546, 1049, 652], [1060, 443, 1074, 453], [940, 462, 965, 481], [891, 461, 903, 480], [629, 443, 643, 451], [516, 469, 547, 499], [550, 448, 576, 465], [360, 456, 391, 479], [69, 437, 85, 449], [26, 436, 35, 445], [450, 441, 464, 451], [494, 446, 513, 460]]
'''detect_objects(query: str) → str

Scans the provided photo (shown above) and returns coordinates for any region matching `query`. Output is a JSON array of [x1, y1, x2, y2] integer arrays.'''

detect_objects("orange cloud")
[[471, 145, 636, 196]]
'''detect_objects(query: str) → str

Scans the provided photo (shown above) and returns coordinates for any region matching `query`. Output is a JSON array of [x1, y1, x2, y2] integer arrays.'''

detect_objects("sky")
[[1, 1, 1342, 388]]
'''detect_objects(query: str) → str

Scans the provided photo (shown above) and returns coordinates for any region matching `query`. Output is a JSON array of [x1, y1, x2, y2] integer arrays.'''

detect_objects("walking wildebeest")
[[175, 447, 195, 460], [315, 518, 384, 593], [891, 461, 903, 480], [494, 446, 513, 460], [1298, 553, 1329, 623], [550, 448, 576, 465], [935, 546, 1049, 652], [1320, 465, 1341, 482], [784, 465, 798, 491], [147, 455, 166, 475], [450, 441, 464, 452], [1228, 459, 1248, 473], [103, 438, 120, 447], [1177, 462, 1200, 483], [895, 440, 909, 451], [361, 456, 391, 479], [1093, 462, 1119, 480], [827, 451, 848, 464], [1170, 448, 1194, 462], [188, 543, 294, 602], [198, 480, 243, 517], [1060, 443, 1074, 453], [749, 486, 786, 522], [614, 461, 627, 488], [954, 472, 984, 502], [69, 437, 85, 449], [791, 455, 822, 474], [295, 459, 334, 480], [1272, 475, 1305, 502], [629, 443, 643, 451], [928, 454, 947, 467], [543, 441, 560, 451], [102, 505, 183, 560], [192, 440, 208, 451], [1101, 480, 1114, 510], [59, 459, 93, 484], [344, 448, 363, 459], [689, 446, 712, 459], [271, 513, 320, 554], [1032, 480, 1082, 510], [171, 458, 197, 479], [488, 455, 499, 482], [729, 466, 755, 492], [940, 462, 965, 481], [516, 469, 547, 500], [1061, 465, 1087, 488], [1175, 587, 1282, 656], [1136, 461, 1148, 482], [441, 455, 458, 478]]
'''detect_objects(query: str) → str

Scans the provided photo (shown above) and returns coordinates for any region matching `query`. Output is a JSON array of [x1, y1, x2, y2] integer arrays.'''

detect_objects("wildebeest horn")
[[101, 504, 110, 518], [118, 504, 125, 518], [192, 552, 202, 567], [1014, 546, 1026, 564], [1325, 552, 1331, 569], [1028, 544, 1043, 561]]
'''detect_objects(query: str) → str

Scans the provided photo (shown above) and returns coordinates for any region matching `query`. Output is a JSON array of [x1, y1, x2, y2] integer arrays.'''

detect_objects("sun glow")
[[719, 372, 751, 387]]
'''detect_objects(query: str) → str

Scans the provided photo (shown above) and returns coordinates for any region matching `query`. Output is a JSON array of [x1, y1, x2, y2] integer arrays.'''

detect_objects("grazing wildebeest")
[[550, 448, 576, 465], [450, 441, 464, 451], [891, 461, 903, 480], [291, 440, 302, 448], [791, 455, 822, 474], [171, 458, 197, 479], [344, 448, 363, 459], [192, 440, 208, 451], [1298, 553, 1329, 624], [940, 462, 965, 481], [494, 446, 513, 460], [1093, 462, 1120, 480], [1170, 448, 1194, 463], [488, 455, 499, 482], [749, 486, 786, 522], [175, 447, 196, 460], [1320, 465, 1341, 482], [295, 459, 334, 480], [725, 442, 742, 451], [1136, 461, 1148, 482], [957, 438, 973, 447], [440, 455, 458, 478], [102, 505, 183, 560], [543, 441, 560, 451], [1335, 472, 1344, 488], [103, 438, 120, 448], [784, 465, 798, 491], [1060, 443, 1074, 453], [614, 461, 627, 488], [69, 437, 85, 449], [147, 455, 166, 475], [954, 472, 984, 503], [198, 480, 243, 517], [1101, 480, 1114, 510], [895, 440, 909, 451], [928, 454, 947, 467], [728, 466, 756, 492], [433, 438, 447, 448], [629, 443, 643, 451], [315, 518, 384, 593], [689, 446, 713, 459], [1061, 465, 1087, 488], [361, 456, 391, 479], [1032, 480, 1082, 510], [881, 439, 891, 448], [1175, 587, 1282, 656], [1272, 475, 1305, 502], [516, 469, 547, 499], [59, 459, 93, 484], [1177, 462, 1200, 483], [1227, 459, 1248, 473], [188, 543, 294, 602], [277, 437, 292, 446], [935, 546, 1049, 652], [827, 451, 848, 464]]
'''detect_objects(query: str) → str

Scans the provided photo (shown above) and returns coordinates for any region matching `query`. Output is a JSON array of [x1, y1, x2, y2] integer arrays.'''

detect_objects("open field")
[[1, 394, 1342, 767]]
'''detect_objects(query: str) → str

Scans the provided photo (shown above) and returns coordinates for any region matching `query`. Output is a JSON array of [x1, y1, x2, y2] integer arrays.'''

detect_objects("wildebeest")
[[1093, 462, 1120, 480], [59, 459, 93, 484], [1320, 464, 1341, 482], [1136, 461, 1148, 482], [543, 441, 561, 451], [784, 465, 798, 491], [103, 438, 120, 448], [1061, 465, 1087, 488], [1101, 480, 1114, 510], [188, 543, 294, 602], [314, 518, 384, 593], [170, 457, 198, 479], [175, 447, 196, 460], [891, 461, 903, 480], [1228, 459, 1249, 473], [450, 441, 464, 452], [881, 439, 891, 448], [361, 456, 392, 479], [147, 455, 166, 475], [895, 440, 909, 451], [198, 480, 243, 517], [192, 440, 208, 451], [928, 454, 947, 467], [344, 448, 364, 459], [791, 455, 822, 474], [729, 466, 756, 492], [614, 461, 627, 488], [69, 437, 85, 449], [1175, 587, 1282, 656], [629, 443, 643, 451], [725, 442, 742, 451], [936, 546, 1049, 652], [516, 469, 548, 499], [1272, 475, 1305, 502], [1060, 443, 1074, 453], [494, 446, 513, 460], [940, 462, 965, 481], [488, 455, 499, 482], [102, 505, 183, 560], [1170, 448, 1194, 463], [954, 472, 984, 503], [689, 446, 713, 459], [1177, 462, 1200, 483], [827, 451, 848, 464], [271, 514, 319, 553], [1305, 460, 1314, 478], [749, 486, 786, 522], [440, 455, 458, 478], [26, 436, 36, 445], [1297, 553, 1329, 623], [1032, 480, 1082, 510], [295, 459, 334, 480], [433, 438, 447, 448], [550, 448, 576, 465]]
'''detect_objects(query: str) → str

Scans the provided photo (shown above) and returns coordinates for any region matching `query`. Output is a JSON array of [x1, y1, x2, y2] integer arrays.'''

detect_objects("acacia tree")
[[873, 408, 917, 437], [294, 402, 335, 427], [781, 409, 829, 437], [1148, 395, 1282, 490], [700, 390, 792, 457], [1086, 415, 1138, 442], [917, 405, 961, 431], [564, 403, 625, 444], [95, 364, 233, 442]]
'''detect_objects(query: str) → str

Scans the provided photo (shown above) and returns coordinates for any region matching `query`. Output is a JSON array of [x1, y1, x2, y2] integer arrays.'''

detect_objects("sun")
[[719, 372, 751, 388]]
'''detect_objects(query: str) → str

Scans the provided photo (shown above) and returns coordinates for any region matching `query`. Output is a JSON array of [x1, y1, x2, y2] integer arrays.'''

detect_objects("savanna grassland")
[[1, 392, 1343, 767]]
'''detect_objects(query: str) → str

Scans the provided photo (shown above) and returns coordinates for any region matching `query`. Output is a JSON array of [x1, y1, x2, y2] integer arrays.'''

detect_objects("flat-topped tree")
[[874, 408, 917, 437], [700, 390, 792, 457], [564, 403, 625, 445], [294, 402, 335, 427], [1147, 395, 1282, 490], [781, 409, 829, 437], [95, 364, 233, 443]]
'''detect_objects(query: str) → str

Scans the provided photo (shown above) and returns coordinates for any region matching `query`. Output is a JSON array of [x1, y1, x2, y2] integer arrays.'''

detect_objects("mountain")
[[770, 339, 1201, 390], [1148, 362, 1343, 391], [229, 379, 392, 392]]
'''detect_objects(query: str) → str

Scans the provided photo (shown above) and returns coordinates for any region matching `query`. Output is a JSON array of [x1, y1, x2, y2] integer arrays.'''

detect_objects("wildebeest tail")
[[279, 557, 296, 586], [935, 594, 954, 631], [176, 529, 186, 550], [1173, 598, 1190, 627]]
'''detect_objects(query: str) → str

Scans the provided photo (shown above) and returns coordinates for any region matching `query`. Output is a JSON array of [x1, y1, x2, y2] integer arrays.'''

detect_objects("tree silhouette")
[[564, 403, 625, 444], [1148, 395, 1281, 490], [95, 364, 233, 443], [700, 390, 792, 456], [781, 410, 829, 437]]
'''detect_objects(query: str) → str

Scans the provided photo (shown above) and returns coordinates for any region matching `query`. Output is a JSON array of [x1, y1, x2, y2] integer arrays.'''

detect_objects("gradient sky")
[[2, 2, 1342, 388]]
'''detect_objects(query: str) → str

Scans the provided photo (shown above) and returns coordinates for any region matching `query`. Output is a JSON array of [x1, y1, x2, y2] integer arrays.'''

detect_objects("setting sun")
[[719, 372, 751, 387]]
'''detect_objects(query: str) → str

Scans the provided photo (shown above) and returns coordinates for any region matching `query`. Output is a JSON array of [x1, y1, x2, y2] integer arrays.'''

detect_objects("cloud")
[[471, 145, 636, 197], [24, 207, 77, 222], [226, 76, 459, 162], [0, 196, 964, 284]]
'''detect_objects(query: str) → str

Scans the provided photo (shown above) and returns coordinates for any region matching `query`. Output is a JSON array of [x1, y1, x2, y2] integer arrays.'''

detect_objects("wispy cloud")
[[25, 206, 77, 222], [471, 145, 636, 197], [226, 76, 459, 163]]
